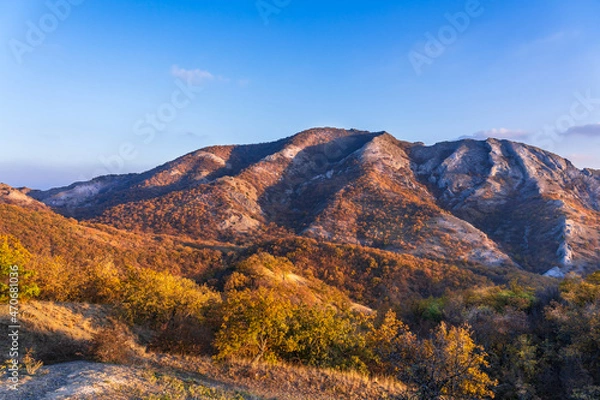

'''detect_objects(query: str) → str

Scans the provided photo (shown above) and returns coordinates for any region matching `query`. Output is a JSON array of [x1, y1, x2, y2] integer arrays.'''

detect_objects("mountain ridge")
[[28, 128, 600, 275]]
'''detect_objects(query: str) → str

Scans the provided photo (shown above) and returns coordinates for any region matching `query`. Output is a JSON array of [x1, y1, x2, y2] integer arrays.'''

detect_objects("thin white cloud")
[[517, 30, 582, 55], [181, 131, 210, 141], [170, 65, 215, 85], [462, 128, 532, 141], [532, 31, 576, 45], [561, 123, 600, 137]]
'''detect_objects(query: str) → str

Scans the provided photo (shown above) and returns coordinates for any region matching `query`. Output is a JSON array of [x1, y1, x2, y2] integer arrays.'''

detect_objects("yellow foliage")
[[0, 234, 39, 301], [119, 267, 220, 327], [398, 322, 497, 399], [214, 287, 292, 364]]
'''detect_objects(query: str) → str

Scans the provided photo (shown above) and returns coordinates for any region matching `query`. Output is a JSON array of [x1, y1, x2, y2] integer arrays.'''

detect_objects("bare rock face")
[[29, 128, 600, 274], [409, 138, 600, 274]]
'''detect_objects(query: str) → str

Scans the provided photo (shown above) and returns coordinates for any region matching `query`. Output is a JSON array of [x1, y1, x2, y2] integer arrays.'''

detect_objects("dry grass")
[[145, 354, 406, 400], [0, 301, 112, 363], [90, 319, 141, 364], [22, 349, 44, 375], [107, 368, 256, 400], [10, 301, 108, 338], [0, 300, 408, 399]]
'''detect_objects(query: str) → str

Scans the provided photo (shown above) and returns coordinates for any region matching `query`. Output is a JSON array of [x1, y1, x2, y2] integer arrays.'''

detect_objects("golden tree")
[[214, 287, 293, 364], [397, 322, 497, 400], [0, 235, 39, 301]]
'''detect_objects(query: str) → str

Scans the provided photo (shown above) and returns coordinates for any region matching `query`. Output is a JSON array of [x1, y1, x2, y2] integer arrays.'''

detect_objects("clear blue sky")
[[1, 0, 600, 189]]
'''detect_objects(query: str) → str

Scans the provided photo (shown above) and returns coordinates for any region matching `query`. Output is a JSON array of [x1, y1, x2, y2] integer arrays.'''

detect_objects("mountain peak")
[[27, 129, 600, 275]]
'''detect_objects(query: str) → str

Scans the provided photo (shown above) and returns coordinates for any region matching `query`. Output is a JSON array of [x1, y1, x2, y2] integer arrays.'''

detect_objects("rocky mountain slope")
[[0, 183, 48, 211], [409, 139, 600, 274], [29, 128, 600, 275]]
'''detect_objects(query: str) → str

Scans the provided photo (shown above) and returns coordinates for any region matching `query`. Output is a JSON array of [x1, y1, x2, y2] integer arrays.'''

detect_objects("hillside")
[[1, 190, 533, 310], [0, 184, 48, 212], [3, 128, 600, 399], [0, 201, 228, 282], [30, 128, 600, 275], [0, 302, 405, 400]]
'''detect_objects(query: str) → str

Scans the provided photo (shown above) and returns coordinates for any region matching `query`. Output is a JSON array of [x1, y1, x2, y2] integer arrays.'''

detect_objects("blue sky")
[[1, 0, 600, 189]]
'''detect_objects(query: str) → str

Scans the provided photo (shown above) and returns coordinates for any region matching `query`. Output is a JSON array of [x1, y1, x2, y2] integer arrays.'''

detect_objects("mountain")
[[0, 183, 48, 211], [30, 128, 600, 275], [4, 179, 533, 314], [411, 139, 600, 275]]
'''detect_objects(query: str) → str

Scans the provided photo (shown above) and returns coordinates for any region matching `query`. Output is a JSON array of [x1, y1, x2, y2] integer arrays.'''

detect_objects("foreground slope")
[[0, 302, 405, 400]]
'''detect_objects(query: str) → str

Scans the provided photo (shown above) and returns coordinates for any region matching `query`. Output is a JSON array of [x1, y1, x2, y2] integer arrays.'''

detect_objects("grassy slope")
[[0, 301, 405, 400]]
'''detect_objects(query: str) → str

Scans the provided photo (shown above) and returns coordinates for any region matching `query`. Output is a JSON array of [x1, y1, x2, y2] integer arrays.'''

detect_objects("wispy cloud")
[[517, 30, 582, 55], [181, 131, 210, 141], [462, 128, 532, 141], [533, 30, 578, 45], [170, 65, 215, 85], [561, 123, 600, 137]]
